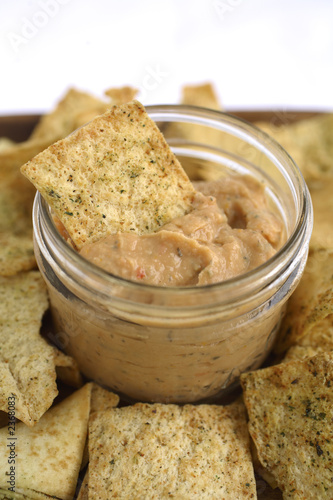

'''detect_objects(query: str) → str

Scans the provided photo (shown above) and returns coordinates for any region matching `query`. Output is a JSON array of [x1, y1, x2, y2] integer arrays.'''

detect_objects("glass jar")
[[33, 105, 313, 404]]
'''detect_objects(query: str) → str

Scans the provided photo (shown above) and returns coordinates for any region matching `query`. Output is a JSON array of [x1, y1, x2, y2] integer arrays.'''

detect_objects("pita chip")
[[104, 86, 138, 104], [275, 247, 333, 354], [0, 271, 78, 425], [80, 384, 119, 471], [241, 353, 333, 499], [309, 176, 333, 250], [0, 384, 92, 500], [21, 100, 195, 249], [88, 401, 256, 499], [30, 88, 109, 143], [0, 169, 36, 277], [255, 113, 333, 189], [181, 82, 222, 110]]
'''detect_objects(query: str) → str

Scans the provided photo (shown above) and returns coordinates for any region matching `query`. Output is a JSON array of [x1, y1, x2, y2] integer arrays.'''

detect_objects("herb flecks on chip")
[[88, 401, 256, 499], [21, 100, 196, 250]]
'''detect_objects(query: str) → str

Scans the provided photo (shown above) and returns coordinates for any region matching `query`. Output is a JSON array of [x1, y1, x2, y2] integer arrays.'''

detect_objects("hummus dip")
[[80, 175, 283, 285], [46, 174, 286, 403]]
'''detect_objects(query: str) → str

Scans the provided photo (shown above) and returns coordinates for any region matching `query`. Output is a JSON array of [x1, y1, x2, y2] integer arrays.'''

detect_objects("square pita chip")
[[241, 352, 333, 499], [21, 100, 195, 249], [88, 401, 256, 499], [0, 383, 92, 500]]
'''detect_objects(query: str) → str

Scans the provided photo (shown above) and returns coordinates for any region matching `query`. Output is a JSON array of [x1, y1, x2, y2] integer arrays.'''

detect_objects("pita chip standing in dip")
[[22, 100, 282, 287], [21, 100, 311, 404]]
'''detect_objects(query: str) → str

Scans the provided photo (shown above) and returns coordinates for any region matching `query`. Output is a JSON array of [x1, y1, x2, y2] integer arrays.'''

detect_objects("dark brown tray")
[[0, 110, 322, 142]]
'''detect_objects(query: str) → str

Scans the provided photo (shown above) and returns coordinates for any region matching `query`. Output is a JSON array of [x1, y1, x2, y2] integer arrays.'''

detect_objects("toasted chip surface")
[[309, 176, 333, 250], [275, 247, 333, 354], [21, 100, 196, 249], [104, 86, 138, 104], [90, 383, 120, 414], [0, 384, 92, 500], [241, 353, 333, 499], [282, 314, 333, 364], [30, 88, 109, 143], [53, 349, 83, 388], [0, 170, 36, 276], [255, 113, 333, 188], [171, 82, 224, 152], [181, 82, 222, 110], [283, 344, 323, 363], [80, 384, 119, 472], [88, 401, 256, 499], [0, 271, 77, 425]]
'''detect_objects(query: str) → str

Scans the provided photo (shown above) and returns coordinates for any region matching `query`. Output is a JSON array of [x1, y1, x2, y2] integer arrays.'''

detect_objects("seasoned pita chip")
[[0, 384, 92, 500], [30, 88, 108, 142], [255, 113, 333, 188], [241, 353, 333, 499], [31, 86, 138, 145], [0, 167, 36, 276], [104, 86, 138, 104], [88, 401, 256, 499], [0, 89, 113, 174], [0, 234, 36, 277], [0, 271, 79, 426], [0, 489, 57, 499], [275, 247, 333, 354], [309, 176, 333, 250], [282, 314, 333, 363], [167, 82, 224, 157], [283, 344, 323, 363], [90, 383, 120, 414], [0, 167, 34, 287], [54, 349, 83, 388], [80, 384, 119, 471], [0, 136, 53, 171], [181, 82, 222, 110], [21, 100, 196, 249]]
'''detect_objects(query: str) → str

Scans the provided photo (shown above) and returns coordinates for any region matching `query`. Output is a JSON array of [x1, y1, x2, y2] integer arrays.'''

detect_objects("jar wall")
[[33, 106, 313, 403], [36, 246, 308, 403]]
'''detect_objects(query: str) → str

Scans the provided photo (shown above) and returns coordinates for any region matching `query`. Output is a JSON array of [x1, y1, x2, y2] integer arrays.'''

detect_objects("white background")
[[1, 0, 333, 114]]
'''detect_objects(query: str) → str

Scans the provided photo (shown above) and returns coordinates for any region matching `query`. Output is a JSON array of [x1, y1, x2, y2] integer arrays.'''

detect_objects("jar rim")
[[33, 105, 313, 305]]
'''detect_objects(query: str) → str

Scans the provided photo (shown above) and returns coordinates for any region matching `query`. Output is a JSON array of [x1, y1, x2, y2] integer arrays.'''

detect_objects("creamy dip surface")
[[49, 174, 287, 403], [79, 175, 284, 286]]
